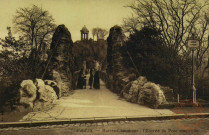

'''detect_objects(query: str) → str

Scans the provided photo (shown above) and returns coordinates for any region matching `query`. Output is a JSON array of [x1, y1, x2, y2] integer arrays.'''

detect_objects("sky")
[[0, 0, 134, 42]]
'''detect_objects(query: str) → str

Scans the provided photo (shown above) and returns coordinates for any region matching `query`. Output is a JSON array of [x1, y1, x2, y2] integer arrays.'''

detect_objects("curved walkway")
[[20, 79, 174, 122]]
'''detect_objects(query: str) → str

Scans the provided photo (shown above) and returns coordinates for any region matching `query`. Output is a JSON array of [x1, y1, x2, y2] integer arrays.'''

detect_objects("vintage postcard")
[[0, 0, 209, 135]]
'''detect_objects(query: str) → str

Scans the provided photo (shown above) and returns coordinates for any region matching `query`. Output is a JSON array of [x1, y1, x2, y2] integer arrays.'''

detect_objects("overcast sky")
[[0, 0, 134, 42]]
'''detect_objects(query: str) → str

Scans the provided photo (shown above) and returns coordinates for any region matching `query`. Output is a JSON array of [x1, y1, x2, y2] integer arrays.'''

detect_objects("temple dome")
[[80, 25, 89, 33]]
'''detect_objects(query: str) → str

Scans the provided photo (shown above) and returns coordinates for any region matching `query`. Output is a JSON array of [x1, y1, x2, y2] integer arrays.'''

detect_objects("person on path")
[[77, 69, 84, 89], [93, 70, 100, 89], [83, 74, 87, 89], [88, 68, 94, 89]]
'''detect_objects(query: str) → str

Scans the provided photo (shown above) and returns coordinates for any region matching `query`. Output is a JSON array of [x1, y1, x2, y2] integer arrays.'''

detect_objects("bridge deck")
[[20, 78, 174, 122]]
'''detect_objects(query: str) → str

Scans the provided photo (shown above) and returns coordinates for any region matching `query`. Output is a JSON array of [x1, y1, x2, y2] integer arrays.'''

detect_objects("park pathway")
[[20, 76, 174, 122]]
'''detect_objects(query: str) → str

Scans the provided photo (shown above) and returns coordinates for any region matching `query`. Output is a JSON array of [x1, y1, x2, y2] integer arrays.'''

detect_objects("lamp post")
[[191, 48, 196, 103], [188, 34, 199, 103]]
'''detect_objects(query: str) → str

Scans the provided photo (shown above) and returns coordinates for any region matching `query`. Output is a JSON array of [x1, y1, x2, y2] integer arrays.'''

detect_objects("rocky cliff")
[[46, 24, 74, 97]]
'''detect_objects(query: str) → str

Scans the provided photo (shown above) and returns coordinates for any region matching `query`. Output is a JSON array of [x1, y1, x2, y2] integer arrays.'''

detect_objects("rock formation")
[[19, 80, 37, 108], [138, 82, 167, 108], [122, 76, 170, 108], [123, 76, 147, 103], [106, 25, 130, 93], [104, 25, 174, 108], [46, 24, 74, 96], [35, 79, 57, 103], [19, 79, 58, 111], [33, 79, 57, 111], [44, 80, 60, 99]]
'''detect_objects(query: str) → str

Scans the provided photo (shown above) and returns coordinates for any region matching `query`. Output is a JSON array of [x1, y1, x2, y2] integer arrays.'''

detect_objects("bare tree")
[[14, 5, 56, 51], [124, 0, 209, 53], [92, 28, 97, 41], [98, 28, 108, 40], [92, 27, 108, 40], [194, 14, 209, 70], [13, 5, 56, 77], [122, 15, 140, 34], [124, 0, 209, 75]]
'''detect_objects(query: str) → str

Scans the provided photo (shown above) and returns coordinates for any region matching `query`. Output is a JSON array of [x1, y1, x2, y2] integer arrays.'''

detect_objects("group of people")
[[77, 68, 100, 89]]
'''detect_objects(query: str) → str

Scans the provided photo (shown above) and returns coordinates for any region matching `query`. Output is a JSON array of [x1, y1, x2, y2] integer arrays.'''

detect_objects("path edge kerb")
[[0, 113, 209, 128]]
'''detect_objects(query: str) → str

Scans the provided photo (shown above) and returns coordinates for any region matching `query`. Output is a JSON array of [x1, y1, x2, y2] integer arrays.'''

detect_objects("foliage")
[[0, 58, 33, 112], [0, 5, 56, 111], [73, 40, 107, 71], [123, 26, 192, 97], [123, 0, 209, 75], [92, 27, 108, 40], [196, 77, 209, 100], [13, 5, 56, 78], [0, 27, 37, 111]]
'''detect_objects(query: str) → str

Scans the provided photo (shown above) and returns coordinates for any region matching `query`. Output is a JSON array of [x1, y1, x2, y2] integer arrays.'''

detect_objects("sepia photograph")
[[0, 0, 209, 134]]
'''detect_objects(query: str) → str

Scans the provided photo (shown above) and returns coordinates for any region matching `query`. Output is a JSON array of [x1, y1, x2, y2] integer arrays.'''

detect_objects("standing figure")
[[77, 69, 84, 89], [82, 61, 87, 89], [83, 75, 87, 89], [83, 61, 87, 75], [88, 68, 94, 89], [93, 70, 100, 89]]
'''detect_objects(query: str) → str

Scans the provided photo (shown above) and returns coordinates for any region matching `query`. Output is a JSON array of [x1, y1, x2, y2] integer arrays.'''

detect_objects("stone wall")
[[46, 24, 74, 96]]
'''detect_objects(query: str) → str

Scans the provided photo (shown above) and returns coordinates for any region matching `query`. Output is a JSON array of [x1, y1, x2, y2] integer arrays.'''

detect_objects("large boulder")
[[44, 80, 60, 99], [35, 79, 57, 103], [33, 84, 57, 111], [129, 76, 147, 102], [122, 76, 174, 108], [19, 80, 37, 108], [138, 82, 167, 108], [121, 82, 132, 98], [44, 85, 57, 103], [19, 79, 58, 111], [122, 76, 147, 102], [35, 79, 45, 95]]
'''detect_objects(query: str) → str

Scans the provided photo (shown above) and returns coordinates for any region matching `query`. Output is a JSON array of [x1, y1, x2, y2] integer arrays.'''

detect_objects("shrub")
[[123, 26, 192, 96], [196, 78, 209, 101], [0, 55, 36, 111]]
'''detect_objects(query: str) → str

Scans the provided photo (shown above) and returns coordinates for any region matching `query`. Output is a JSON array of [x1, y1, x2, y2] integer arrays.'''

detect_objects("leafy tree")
[[123, 26, 192, 97], [0, 27, 28, 59], [0, 5, 56, 110], [13, 5, 56, 78], [0, 27, 33, 111]]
